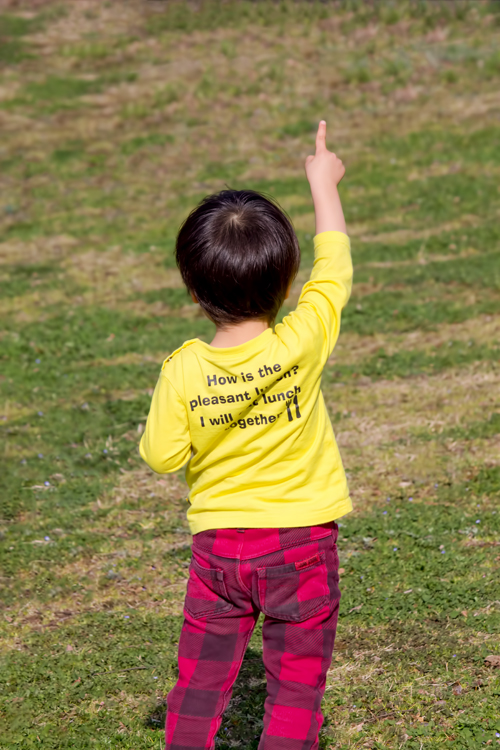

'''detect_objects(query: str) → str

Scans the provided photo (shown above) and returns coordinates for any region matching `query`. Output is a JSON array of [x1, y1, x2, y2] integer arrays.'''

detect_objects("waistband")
[[192, 522, 337, 560]]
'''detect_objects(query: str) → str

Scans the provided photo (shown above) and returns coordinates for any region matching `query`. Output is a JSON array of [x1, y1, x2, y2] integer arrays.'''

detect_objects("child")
[[140, 121, 352, 750]]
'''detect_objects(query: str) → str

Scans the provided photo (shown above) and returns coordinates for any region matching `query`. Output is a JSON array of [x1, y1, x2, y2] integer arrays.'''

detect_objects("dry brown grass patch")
[[0, 235, 79, 266], [325, 363, 499, 506]]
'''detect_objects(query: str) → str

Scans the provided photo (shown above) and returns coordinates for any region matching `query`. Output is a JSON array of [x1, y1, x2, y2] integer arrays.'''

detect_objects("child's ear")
[[191, 292, 198, 304], [284, 283, 292, 300]]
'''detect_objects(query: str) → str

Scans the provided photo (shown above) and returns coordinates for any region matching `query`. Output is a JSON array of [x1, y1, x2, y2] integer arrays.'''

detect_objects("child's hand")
[[305, 120, 345, 196], [305, 120, 347, 235]]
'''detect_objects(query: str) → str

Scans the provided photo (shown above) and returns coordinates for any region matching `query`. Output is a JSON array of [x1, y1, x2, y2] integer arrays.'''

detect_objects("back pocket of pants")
[[256, 551, 328, 622], [184, 557, 233, 620]]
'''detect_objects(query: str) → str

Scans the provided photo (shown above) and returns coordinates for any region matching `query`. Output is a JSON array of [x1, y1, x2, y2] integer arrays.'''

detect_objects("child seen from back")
[[140, 121, 353, 750]]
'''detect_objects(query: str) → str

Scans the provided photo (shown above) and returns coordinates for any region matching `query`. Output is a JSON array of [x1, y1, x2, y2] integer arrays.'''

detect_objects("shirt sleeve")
[[278, 231, 353, 365], [139, 371, 192, 474]]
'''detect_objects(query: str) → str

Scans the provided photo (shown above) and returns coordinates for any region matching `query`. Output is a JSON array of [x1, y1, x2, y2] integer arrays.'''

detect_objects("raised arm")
[[276, 121, 352, 363], [305, 120, 346, 235]]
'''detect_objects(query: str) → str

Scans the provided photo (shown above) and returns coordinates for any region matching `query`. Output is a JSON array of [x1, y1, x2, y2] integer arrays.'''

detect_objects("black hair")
[[175, 189, 301, 328]]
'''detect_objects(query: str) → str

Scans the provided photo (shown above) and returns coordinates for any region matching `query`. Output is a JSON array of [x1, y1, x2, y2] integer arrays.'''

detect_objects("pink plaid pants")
[[166, 522, 341, 750]]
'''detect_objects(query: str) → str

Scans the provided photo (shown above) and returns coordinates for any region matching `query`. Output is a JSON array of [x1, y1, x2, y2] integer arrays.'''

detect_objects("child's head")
[[176, 189, 300, 328]]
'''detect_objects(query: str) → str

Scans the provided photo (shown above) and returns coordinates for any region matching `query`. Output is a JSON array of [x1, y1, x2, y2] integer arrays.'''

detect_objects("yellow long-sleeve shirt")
[[140, 231, 353, 534]]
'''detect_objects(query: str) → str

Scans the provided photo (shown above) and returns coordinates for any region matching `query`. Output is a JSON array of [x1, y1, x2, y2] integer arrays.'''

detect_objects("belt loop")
[[236, 529, 245, 560]]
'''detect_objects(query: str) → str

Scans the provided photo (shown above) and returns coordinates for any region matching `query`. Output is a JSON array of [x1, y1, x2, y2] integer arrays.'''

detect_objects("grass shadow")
[[144, 646, 268, 747], [145, 643, 336, 748], [217, 645, 267, 748]]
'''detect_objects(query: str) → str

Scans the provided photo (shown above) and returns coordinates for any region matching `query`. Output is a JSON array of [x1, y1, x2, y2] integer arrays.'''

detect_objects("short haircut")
[[175, 189, 301, 328]]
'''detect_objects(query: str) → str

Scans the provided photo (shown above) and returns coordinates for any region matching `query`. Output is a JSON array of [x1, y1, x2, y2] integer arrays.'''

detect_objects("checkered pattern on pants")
[[166, 523, 341, 750]]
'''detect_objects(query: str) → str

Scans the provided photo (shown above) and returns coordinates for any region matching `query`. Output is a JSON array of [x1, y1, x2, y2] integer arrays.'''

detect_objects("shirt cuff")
[[313, 230, 350, 246]]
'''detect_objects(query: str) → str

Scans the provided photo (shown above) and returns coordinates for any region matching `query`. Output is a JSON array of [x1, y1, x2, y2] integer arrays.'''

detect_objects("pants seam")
[[236, 558, 252, 597]]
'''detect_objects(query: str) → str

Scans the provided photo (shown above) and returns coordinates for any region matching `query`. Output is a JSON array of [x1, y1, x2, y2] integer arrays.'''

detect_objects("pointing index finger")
[[315, 120, 327, 153]]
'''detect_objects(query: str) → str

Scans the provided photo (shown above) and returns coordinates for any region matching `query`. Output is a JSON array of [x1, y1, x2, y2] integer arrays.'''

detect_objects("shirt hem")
[[187, 497, 353, 535]]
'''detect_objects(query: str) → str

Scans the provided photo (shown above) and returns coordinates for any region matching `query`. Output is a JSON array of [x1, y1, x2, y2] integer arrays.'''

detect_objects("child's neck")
[[209, 319, 270, 348]]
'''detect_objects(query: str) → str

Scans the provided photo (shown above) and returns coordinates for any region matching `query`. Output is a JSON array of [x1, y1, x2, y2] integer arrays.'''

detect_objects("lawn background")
[[1, 1, 499, 747]]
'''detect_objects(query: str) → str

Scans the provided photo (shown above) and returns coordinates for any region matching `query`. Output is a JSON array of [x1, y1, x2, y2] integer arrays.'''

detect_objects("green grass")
[[130, 287, 193, 307], [1, 308, 212, 367], [1, 473, 499, 748], [0, 71, 137, 114], [121, 133, 175, 155], [338, 290, 500, 335], [413, 412, 500, 443], [0, 263, 60, 298], [327, 340, 500, 381], [351, 221, 500, 264], [1, 1, 500, 748], [279, 119, 318, 138], [371, 124, 500, 167], [0, 9, 66, 63]]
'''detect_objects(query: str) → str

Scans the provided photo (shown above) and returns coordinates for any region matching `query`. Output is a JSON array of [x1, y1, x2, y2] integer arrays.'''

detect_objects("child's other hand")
[[305, 120, 345, 196]]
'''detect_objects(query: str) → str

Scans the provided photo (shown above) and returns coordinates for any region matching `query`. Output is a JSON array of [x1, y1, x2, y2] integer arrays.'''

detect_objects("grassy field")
[[1, 1, 500, 747]]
